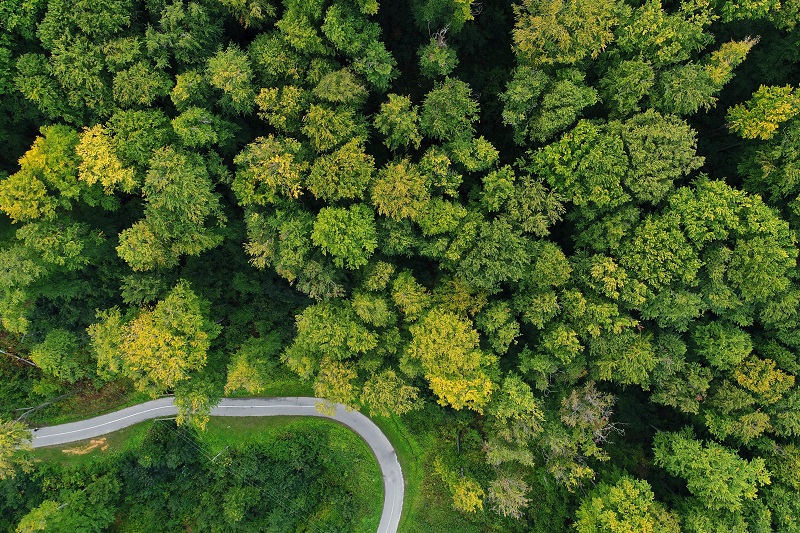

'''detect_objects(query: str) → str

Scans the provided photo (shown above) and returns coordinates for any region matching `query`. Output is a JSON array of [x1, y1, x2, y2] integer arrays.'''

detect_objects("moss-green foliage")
[[1, 0, 800, 530]]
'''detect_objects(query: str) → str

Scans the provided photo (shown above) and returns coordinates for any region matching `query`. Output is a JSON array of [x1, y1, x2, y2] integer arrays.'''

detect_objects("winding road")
[[30, 397, 404, 533]]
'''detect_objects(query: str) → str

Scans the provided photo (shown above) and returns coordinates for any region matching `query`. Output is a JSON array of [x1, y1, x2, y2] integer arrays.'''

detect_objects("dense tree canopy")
[[2, 0, 800, 529]]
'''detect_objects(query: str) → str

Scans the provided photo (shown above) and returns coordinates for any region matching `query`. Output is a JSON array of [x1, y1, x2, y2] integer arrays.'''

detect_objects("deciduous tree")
[[117, 146, 225, 271], [88, 280, 220, 396], [512, 0, 617, 66], [419, 78, 479, 141], [374, 94, 422, 151], [311, 204, 377, 270], [0, 419, 32, 481], [306, 139, 374, 201], [575, 476, 680, 533], [361, 369, 420, 417], [405, 309, 496, 412]]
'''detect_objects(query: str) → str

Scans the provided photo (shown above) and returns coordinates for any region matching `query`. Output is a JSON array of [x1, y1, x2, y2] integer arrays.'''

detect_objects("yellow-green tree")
[[405, 309, 496, 412], [88, 280, 220, 396], [0, 419, 32, 481], [574, 476, 680, 533]]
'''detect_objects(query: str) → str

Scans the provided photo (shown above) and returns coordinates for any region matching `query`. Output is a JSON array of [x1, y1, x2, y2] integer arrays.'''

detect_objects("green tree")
[[283, 300, 377, 378], [217, 0, 276, 29], [224, 335, 282, 396], [117, 146, 225, 271], [248, 31, 307, 86], [589, 329, 658, 387], [371, 159, 431, 222], [171, 69, 212, 111], [405, 309, 496, 412], [653, 38, 757, 116], [391, 270, 432, 321], [311, 204, 377, 270], [512, 0, 618, 66], [29, 329, 86, 384], [619, 110, 703, 204], [207, 44, 256, 115], [455, 217, 533, 292], [692, 322, 753, 370], [313, 357, 358, 411], [0, 125, 82, 223], [476, 302, 521, 355], [306, 139, 374, 201], [243, 206, 310, 281], [44, 35, 113, 121], [418, 38, 458, 78], [88, 280, 220, 396], [302, 104, 365, 152], [255, 85, 308, 132], [14, 53, 74, 123], [574, 476, 680, 533], [15, 474, 120, 532], [487, 477, 530, 520], [650, 334, 713, 414], [653, 427, 771, 512], [106, 109, 174, 170], [171, 107, 234, 149], [502, 68, 599, 144], [410, 0, 476, 32], [233, 135, 307, 205], [361, 369, 421, 417], [419, 78, 479, 141], [145, 1, 223, 68], [728, 85, 800, 140], [599, 60, 654, 116], [76, 124, 137, 194], [374, 94, 422, 151], [112, 61, 172, 108], [528, 120, 629, 211], [484, 373, 543, 467], [0, 245, 44, 333], [351, 291, 396, 327], [320, 3, 396, 89], [0, 419, 32, 481], [312, 68, 367, 104], [615, 0, 714, 68]]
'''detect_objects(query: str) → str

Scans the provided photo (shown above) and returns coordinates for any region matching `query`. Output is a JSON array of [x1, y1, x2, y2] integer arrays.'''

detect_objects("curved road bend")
[[29, 397, 404, 533]]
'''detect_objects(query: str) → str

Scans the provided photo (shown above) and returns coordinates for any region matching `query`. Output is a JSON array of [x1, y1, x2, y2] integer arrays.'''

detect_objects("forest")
[[1, 0, 800, 530]]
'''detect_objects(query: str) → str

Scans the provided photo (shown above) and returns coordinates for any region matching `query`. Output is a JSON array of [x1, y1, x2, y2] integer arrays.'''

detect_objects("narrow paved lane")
[[30, 397, 404, 533]]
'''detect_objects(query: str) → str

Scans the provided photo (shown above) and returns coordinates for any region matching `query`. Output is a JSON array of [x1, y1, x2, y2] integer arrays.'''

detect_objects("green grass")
[[372, 414, 482, 533], [31, 421, 152, 467]]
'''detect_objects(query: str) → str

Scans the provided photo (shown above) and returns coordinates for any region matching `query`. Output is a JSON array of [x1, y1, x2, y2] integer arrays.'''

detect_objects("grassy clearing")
[[31, 420, 152, 467], [372, 414, 482, 533]]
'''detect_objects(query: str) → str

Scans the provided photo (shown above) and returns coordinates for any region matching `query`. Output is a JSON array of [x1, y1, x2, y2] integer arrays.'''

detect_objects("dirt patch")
[[62, 437, 110, 455]]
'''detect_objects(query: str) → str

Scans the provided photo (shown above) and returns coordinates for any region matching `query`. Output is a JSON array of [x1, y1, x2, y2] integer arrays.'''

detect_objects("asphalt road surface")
[[30, 397, 404, 533]]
